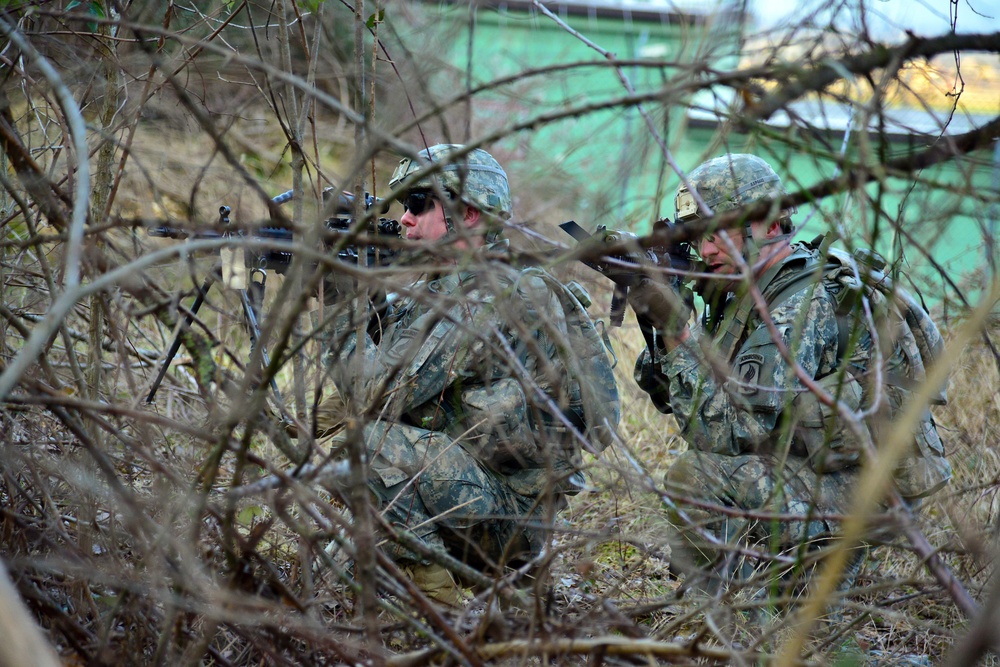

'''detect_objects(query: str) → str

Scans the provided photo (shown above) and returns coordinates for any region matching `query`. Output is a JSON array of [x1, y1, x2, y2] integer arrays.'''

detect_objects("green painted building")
[[387, 1, 997, 308]]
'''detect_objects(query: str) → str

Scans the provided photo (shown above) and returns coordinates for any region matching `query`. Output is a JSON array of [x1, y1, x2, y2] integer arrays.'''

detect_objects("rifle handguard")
[[627, 278, 689, 337]]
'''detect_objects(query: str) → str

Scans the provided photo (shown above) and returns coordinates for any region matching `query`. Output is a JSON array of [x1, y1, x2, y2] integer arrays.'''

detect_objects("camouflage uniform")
[[635, 154, 948, 572], [636, 244, 860, 564], [331, 259, 619, 570], [327, 146, 620, 572]]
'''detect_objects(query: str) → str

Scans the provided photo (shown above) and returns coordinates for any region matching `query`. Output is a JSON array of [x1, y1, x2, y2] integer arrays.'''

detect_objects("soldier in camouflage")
[[628, 154, 949, 588], [324, 144, 620, 602]]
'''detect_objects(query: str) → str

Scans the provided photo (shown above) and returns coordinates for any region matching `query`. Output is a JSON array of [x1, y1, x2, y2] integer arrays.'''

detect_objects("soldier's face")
[[400, 192, 449, 242], [399, 191, 483, 248], [698, 229, 746, 277], [699, 219, 787, 286]]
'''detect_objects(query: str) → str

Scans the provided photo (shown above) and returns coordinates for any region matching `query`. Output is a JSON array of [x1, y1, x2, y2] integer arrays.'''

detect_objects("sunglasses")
[[401, 191, 437, 216]]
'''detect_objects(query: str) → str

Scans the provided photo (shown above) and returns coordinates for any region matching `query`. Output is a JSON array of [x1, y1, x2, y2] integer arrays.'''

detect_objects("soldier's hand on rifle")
[[583, 227, 658, 327], [559, 220, 695, 330], [593, 227, 658, 287], [627, 276, 691, 340], [592, 228, 691, 337]]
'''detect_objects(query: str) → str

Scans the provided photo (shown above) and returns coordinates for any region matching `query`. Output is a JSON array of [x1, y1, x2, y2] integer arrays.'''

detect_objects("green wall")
[[392, 3, 738, 222], [390, 2, 994, 308]]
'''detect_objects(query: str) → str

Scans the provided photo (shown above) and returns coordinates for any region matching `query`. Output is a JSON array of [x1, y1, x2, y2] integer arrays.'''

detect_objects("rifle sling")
[[736, 256, 918, 393], [714, 257, 803, 361]]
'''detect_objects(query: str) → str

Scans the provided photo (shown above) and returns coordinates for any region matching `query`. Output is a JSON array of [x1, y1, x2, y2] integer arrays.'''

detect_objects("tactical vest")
[[532, 271, 622, 454], [403, 266, 621, 495], [715, 240, 951, 499]]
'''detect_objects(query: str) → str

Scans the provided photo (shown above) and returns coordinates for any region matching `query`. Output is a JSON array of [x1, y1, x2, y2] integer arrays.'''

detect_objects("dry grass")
[[546, 318, 1000, 665], [3, 78, 1000, 667]]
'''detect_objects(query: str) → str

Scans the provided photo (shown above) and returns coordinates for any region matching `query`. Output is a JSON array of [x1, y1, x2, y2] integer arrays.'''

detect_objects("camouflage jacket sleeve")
[[656, 285, 841, 456], [332, 280, 495, 418]]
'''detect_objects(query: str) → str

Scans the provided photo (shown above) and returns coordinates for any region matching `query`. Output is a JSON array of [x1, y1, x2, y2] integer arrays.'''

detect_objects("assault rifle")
[[145, 188, 401, 404], [148, 188, 402, 272], [560, 219, 696, 327]]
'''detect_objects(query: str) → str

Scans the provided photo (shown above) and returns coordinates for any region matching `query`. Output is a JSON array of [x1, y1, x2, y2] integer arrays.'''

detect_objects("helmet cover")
[[675, 154, 786, 222], [389, 144, 512, 220]]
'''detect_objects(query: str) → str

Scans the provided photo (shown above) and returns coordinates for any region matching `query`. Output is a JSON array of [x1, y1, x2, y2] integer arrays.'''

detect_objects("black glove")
[[627, 277, 690, 338], [595, 228, 658, 286]]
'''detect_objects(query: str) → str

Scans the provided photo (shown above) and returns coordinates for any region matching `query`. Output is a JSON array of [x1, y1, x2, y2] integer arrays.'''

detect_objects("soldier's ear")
[[764, 218, 784, 238], [463, 205, 482, 229]]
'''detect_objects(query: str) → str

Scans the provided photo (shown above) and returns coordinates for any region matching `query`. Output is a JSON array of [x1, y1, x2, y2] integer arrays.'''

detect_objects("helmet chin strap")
[[438, 190, 460, 236], [741, 222, 761, 266], [741, 218, 793, 266]]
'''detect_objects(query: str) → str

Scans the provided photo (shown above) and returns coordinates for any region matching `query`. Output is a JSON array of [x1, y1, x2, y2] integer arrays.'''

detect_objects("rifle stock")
[[559, 220, 694, 327]]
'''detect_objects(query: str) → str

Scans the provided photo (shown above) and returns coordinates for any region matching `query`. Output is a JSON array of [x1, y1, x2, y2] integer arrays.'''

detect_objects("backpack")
[[771, 238, 952, 499]]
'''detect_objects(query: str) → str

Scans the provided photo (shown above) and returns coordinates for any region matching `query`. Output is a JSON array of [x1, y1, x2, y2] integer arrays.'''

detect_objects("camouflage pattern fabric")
[[823, 247, 951, 498], [389, 144, 513, 220], [358, 420, 544, 567], [635, 242, 945, 565], [664, 449, 855, 565], [328, 244, 620, 570], [675, 153, 786, 222], [636, 245, 848, 461]]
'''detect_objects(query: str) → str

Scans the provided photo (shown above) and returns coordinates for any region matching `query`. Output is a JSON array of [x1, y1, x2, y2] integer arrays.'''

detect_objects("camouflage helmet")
[[675, 154, 788, 224], [389, 144, 512, 220]]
